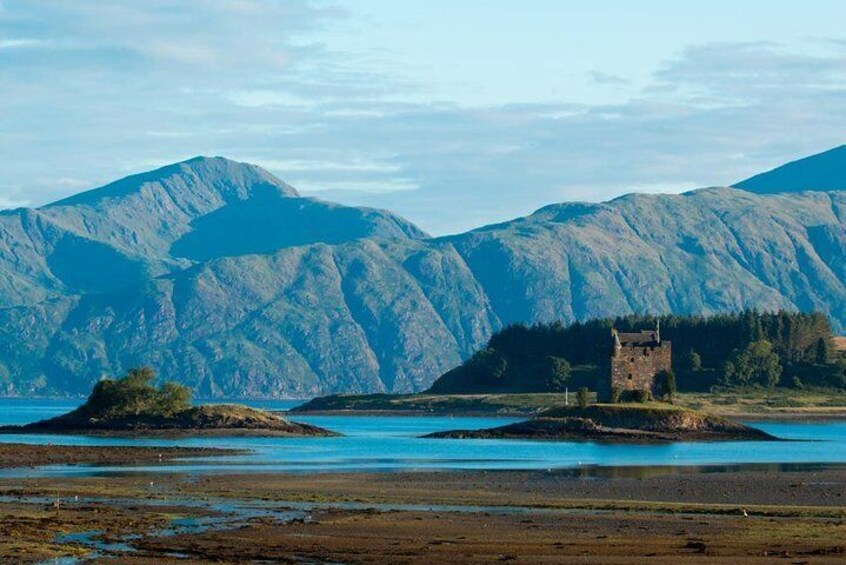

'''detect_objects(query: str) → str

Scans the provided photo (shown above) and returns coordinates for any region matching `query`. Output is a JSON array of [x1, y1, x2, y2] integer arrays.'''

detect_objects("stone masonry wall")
[[609, 341, 671, 396]]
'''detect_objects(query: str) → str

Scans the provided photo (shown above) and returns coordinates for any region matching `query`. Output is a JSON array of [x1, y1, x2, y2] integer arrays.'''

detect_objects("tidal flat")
[[1, 465, 844, 563]]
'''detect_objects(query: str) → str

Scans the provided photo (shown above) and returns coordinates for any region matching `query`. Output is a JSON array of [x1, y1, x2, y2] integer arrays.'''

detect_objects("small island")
[[425, 404, 778, 442], [0, 368, 337, 438]]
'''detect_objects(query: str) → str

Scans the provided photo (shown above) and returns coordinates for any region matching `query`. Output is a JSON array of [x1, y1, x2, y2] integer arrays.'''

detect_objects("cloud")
[[0, 38, 46, 49], [1, 2, 846, 235], [587, 71, 630, 86]]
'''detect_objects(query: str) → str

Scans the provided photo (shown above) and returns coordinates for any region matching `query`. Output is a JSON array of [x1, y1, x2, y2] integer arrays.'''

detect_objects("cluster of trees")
[[430, 347, 571, 393], [80, 367, 192, 419], [428, 310, 846, 395]]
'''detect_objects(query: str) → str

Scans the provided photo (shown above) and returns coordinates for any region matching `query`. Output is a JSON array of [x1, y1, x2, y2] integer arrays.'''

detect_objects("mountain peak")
[[45, 156, 298, 209], [733, 145, 846, 194]]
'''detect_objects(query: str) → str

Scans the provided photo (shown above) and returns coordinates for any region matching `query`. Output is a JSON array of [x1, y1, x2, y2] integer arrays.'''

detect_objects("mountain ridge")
[[0, 148, 845, 397], [734, 145, 846, 194]]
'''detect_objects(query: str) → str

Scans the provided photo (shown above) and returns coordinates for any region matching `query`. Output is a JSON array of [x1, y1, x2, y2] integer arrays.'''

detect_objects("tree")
[[685, 350, 702, 372], [577, 387, 590, 408], [156, 381, 193, 417], [726, 340, 782, 388], [469, 348, 507, 380], [816, 337, 831, 364], [609, 386, 622, 404], [542, 356, 571, 391], [79, 367, 192, 419], [654, 369, 676, 402], [719, 360, 736, 387]]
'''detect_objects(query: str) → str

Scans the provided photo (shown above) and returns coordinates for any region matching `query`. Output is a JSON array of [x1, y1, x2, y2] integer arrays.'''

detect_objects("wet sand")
[[0, 466, 844, 563]]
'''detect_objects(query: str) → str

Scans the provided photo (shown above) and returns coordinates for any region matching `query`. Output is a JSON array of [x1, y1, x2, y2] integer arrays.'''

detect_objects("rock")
[[424, 405, 779, 442]]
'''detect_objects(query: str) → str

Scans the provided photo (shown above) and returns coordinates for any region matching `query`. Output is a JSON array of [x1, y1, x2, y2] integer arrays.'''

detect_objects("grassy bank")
[[293, 389, 846, 419], [290, 392, 573, 415], [675, 389, 846, 419]]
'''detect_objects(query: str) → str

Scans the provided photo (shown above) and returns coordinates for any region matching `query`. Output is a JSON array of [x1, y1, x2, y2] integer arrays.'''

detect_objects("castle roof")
[[616, 330, 660, 346]]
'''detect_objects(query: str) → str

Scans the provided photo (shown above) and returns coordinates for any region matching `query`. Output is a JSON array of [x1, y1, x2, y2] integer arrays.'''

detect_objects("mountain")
[[0, 150, 845, 397], [0, 157, 425, 307], [734, 145, 846, 193]]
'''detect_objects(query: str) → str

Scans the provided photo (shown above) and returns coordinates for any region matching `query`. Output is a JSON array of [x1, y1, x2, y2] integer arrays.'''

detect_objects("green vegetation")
[[654, 369, 676, 402], [292, 392, 576, 415], [676, 389, 846, 417], [427, 310, 846, 395], [3, 367, 337, 436], [81, 367, 192, 419]]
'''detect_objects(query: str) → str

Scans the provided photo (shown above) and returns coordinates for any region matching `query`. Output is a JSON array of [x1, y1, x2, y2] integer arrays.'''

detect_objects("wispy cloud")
[[1, 2, 846, 234]]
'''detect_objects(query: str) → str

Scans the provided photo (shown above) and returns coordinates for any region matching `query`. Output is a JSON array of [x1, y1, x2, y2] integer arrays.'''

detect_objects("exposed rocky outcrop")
[[425, 405, 778, 442], [0, 403, 336, 437]]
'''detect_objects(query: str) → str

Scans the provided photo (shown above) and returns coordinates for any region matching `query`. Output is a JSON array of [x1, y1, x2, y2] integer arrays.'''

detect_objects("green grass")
[[676, 388, 846, 417], [292, 392, 575, 415]]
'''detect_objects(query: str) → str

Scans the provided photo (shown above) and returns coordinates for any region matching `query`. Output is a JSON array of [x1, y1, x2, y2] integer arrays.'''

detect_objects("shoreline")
[[285, 408, 846, 421], [0, 443, 246, 469], [0, 426, 337, 439], [2, 466, 845, 563]]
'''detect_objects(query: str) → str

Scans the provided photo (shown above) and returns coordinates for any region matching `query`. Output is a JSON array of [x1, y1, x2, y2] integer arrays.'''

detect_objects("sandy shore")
[[1, 465, 844, 563]]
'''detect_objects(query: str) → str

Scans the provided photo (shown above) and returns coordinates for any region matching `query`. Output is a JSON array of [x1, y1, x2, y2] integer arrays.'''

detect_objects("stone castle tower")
[[598, 322, 671, 401]]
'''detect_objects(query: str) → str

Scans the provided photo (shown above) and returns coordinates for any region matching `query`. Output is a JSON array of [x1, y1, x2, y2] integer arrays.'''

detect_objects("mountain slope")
[[734, 145, 846, 193], [0, 150, 845, 397], [0, 157, 426, 308]]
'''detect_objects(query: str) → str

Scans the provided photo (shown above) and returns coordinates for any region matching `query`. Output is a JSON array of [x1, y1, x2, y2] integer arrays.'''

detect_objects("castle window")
[[627, 374, 633, 380], [643, 349, 649, 356], [630, 357, 635, 362]]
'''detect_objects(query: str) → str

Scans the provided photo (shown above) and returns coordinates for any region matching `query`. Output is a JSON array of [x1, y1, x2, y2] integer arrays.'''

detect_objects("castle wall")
[[607, 341, 671, 398]]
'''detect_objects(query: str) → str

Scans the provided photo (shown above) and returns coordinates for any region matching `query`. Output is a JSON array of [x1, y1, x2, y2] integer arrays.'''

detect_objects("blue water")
[[0, 399, 844, 476]]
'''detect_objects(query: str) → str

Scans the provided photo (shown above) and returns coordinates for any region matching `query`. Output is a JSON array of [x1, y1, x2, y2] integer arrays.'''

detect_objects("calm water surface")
[[0, 398, 844, 476]]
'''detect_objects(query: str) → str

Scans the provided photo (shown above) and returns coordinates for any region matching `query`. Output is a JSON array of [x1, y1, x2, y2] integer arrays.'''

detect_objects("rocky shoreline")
[[0, 403, 338, 438], [425, 405, 779, 442]]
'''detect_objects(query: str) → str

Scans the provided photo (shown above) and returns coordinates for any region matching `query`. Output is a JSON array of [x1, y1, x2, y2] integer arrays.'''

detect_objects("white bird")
[[742, 509, 748, 517]]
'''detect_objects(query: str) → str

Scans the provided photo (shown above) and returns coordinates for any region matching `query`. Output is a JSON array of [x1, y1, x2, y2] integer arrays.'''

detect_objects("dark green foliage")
[[429, 343, 571, 393], [80, 367, 192, 419], [428, 310, 843, 394], [685, 350, 702, 372], [792, 376, 804, 389], [721, 340, 782, 388], [609, 386, 622, 404], [577, 386, 590, 408], [542, 356, 571, 391], [654, 369, 677, 402], [634, 389, 652, 403], [816, 338, 831, 364]]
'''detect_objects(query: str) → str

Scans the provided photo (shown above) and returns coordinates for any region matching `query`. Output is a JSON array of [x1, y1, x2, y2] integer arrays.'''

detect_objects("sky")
[[2, 1, 846, 234]]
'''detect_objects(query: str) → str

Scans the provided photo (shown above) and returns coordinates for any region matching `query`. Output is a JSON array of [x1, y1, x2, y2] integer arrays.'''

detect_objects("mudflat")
[[0, 443, 244, 468], [1, 465, 844, 563]]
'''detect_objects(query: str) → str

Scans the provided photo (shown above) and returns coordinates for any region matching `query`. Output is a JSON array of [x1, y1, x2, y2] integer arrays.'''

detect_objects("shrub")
[[791, 376, 804, 389], [654, 369, 677, 402], [634, 389, 652, 403], [577, 386, 590, 408], [609, 386, 622, 404]]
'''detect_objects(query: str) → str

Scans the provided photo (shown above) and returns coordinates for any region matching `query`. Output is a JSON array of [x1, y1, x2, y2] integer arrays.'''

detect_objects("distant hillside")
[[734, 145, 846, 193], [1, 149, 846, 397]]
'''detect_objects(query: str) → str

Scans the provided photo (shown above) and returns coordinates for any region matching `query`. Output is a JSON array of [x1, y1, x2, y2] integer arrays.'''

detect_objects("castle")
[[598, 323, 671, 401]]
